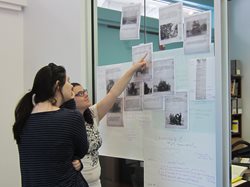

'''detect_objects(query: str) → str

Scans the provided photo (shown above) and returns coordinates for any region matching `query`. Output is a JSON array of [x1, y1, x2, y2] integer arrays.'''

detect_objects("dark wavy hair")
[[71, 82, 93, 126], [13, 63, 66, 144]]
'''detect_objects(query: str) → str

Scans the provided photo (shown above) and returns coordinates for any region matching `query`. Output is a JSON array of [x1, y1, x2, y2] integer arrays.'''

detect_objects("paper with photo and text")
[[159, 2, 183, 45], [132, 43, 153, 82], [184, 11, 211, 54], [120, 3, 141, 40]]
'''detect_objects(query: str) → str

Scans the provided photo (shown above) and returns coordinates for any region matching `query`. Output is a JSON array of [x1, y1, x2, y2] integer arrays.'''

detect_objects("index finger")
[[140, 52, 148, 61]]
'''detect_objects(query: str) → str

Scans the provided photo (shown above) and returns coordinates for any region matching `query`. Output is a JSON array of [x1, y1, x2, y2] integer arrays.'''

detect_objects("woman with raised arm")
[[72, 57, 147, 187], [13, 63, 89, 187]]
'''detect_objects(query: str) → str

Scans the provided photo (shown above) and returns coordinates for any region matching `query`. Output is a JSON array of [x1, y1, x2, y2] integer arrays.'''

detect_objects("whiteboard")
[[97, 44, 218, 187]]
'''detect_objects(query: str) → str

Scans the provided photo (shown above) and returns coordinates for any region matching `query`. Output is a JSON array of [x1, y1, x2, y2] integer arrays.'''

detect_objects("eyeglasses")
[[75, 89, 88, 97]]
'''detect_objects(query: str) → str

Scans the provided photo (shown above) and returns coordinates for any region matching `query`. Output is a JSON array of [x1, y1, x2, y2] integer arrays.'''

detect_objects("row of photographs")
[[120, 2, 211, 54], [106, 92, 188, 130]]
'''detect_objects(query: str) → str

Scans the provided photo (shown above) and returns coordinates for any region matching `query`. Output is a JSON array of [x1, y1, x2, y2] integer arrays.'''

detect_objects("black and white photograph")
[[122, 16, 137, 25], [106, 67, 121, 94], [126, 81, 141, 96], [107, 98, 124, 127], [153, 58, 174, 94], [142, 80, 163, 110], [153, 80, 171, 92], [165, 92, 188, 129], [160, 23, 178, 40], [124, 81, 142, 111], [109, 98, 123, 113], [159, 2, 183, 45], [186, 19, 208, 38], [143, 81, 153, 95]]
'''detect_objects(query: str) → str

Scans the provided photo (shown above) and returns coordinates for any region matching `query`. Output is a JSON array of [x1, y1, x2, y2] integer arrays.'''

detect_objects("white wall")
[[0, 6, 24, 187], [228, 0, 250, 142], [0, 0, 91, 185], [23, 0, 91, 92]]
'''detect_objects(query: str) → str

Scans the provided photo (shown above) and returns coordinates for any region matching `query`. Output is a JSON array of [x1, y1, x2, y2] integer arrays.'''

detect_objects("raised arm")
[[96, 54, 147, 121]]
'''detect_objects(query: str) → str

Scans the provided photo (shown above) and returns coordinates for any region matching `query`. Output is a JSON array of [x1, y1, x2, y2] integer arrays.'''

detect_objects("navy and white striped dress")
[[18, 108, 89, 187]]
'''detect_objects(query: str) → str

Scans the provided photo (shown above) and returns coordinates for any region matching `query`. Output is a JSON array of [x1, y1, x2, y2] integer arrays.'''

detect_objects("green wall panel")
[[97, 1, 214, 66]]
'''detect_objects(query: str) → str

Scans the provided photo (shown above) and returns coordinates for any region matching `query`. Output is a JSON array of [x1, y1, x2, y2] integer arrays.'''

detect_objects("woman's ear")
[[54, 80, 60, 91]]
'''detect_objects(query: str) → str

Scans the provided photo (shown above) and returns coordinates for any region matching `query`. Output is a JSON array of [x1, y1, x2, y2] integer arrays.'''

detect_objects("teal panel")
[[98, 25, 160, 66], [98, 1, 214, 66]]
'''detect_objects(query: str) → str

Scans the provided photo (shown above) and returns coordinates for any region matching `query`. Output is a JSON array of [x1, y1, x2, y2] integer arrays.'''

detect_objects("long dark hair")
[[71, 83, 93, 125], [13, 63, 66, 144]]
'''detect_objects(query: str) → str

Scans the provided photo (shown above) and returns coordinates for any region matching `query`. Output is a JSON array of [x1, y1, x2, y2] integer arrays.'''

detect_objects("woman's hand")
[[132, 52, 147, 72], [72, 159, 82, 171]]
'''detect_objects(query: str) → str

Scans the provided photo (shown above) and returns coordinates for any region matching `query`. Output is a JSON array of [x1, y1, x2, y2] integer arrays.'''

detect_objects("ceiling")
[[97, 0, 214, 19]]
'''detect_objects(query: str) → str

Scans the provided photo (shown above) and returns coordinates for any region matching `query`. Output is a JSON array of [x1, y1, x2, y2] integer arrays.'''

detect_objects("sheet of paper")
[[153, 48, 187, 91], [153, 58, 175, 94], [99, 110, 147, 160], [188, 57, 215, 100], [107, 98, 123, 127], [165, 92, 188, 129], [189, 100, 216, 133], [97, 62, 145, 160], [184, 11, 211, 54], [124, 81, 142, 111], [159, 2, 183, 45], [132, 43, 153, 82], [120, 3, 141, 40]]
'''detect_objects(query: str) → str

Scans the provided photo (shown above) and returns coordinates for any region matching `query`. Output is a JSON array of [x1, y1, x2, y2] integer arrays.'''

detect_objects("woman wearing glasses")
[[72, 57, 147, 187]]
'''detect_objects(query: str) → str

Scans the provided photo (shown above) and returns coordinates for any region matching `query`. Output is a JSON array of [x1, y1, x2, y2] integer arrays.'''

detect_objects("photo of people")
[[107, 98, 124, 127], [160, 23, 178, 40], [168, 112, 183, 125], [143, 81, 153, 95], [109, 98, 122, 113], [186, 18, 208, 38], [154, 80, 171, 92], [126, 82, 141, 96], [159, 2, 183, 45], [105, 67, 121, 94], [124, 82, 142, 111], [165, 92, 188, 129]]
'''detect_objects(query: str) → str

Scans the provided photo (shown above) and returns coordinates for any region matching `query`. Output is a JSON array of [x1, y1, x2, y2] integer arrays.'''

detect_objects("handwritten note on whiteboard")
[[144, 130, 216, 187]]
